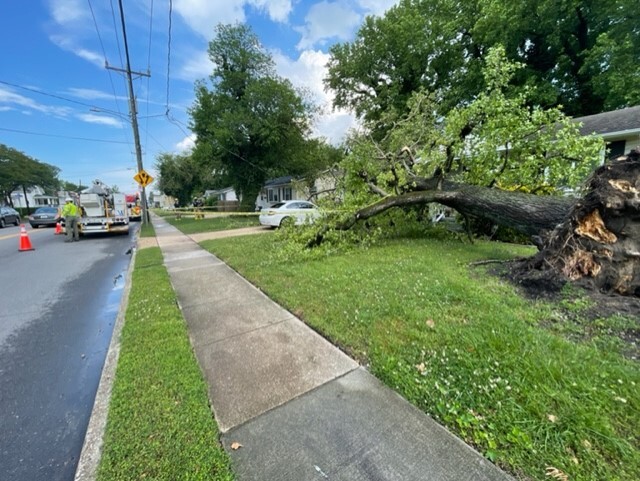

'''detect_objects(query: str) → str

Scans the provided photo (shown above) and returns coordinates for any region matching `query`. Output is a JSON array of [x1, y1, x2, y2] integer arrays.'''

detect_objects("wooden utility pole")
[[108, 0, 151, 224]]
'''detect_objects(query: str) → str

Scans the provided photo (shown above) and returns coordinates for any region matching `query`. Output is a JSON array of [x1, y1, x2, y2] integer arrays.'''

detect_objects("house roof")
[[264, 175, 294, 187], [574, 105, 640, 137]]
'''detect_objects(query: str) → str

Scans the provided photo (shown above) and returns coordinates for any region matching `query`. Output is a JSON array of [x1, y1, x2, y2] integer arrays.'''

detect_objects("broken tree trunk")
[[308, 181, 574, 247], [308, 151, 640, 296], [520, 151, 640, 296]]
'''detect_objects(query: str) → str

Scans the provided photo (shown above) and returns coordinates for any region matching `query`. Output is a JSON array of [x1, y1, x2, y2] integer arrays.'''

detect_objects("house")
[[574, 105, 640, 160], [255, 170, 339, 211], [204, 187, 238, 202], [9, 186, 65, 208], [150, 191, 177, 209]]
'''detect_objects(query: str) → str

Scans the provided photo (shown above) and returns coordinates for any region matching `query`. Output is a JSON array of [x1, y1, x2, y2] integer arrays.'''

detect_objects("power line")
[[0, 127, 131, 144], [0, 79, 120, 113], [87, 0, 132, 149]]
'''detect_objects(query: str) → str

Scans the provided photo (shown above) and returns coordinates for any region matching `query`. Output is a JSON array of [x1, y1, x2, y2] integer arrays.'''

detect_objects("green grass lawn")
[[97, 247, 234, 481], [199, 234, 639, 481], [163, 213, 259, 234]]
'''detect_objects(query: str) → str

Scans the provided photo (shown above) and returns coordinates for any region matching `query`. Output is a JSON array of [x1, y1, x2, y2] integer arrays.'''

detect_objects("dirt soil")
[[499, 261, 640, 360]]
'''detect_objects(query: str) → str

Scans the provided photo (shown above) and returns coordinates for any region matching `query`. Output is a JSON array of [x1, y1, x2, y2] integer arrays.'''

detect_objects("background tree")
[[0, 143, 60, 212], [60, 181, 87, 193], [326, 0, 639, 136], [190, 23, 330, 210], [155, 152, 212, 206]]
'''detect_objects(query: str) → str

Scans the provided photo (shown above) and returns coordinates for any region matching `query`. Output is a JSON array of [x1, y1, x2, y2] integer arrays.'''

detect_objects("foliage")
[[0, 143, 60, 205], [326, 0, 639, 134], [201, 233, 639, 481], [155, 151, 213, 206], [189, 23, 333, 210], [97, 247, 234, 481], [303, 48, 604, 250], [60, 180, 87, 193]]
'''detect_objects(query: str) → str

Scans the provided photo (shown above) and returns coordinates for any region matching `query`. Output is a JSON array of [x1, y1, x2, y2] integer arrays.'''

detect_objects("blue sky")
[[0, 0, 397, 193]]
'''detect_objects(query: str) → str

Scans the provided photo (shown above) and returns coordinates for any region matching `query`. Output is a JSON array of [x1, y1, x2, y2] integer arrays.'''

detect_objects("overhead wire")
[[87, 0, 134, 151], [143, 0, 155, 165], [0, 127, 131, 144]]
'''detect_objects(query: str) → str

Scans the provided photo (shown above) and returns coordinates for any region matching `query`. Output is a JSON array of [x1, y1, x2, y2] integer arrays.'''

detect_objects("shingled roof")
[[574, 105, 640, 136]]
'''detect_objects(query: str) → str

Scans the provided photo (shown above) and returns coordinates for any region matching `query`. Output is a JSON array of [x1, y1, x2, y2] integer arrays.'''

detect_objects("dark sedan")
[[0, 206, 21, 228], [28, 206, 60, 228]]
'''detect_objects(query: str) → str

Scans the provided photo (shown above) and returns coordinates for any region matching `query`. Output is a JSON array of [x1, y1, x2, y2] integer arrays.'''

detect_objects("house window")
[[606, 140, 625, 159], [283, 187, 292, 200], [268, 189, 274, 202]]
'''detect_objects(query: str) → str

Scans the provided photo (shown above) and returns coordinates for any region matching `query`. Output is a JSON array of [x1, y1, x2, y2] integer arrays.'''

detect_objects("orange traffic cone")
[[54, 222, 63, 235], [19, 224, 35, 252]]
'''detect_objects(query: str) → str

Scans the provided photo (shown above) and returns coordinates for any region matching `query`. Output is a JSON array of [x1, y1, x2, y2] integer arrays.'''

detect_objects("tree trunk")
[[309, 182, 573, 246], [309, 151, 640, 297]]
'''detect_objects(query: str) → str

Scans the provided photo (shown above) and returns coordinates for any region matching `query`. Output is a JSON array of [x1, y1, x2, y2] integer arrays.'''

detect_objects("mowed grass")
[[200, 234, 639, 481], [160, 212, 259, 234], [97, 247, 234, 481]]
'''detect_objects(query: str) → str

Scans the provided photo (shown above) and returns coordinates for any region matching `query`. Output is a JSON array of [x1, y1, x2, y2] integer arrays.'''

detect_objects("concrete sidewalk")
[[153, 215, 513, 481]]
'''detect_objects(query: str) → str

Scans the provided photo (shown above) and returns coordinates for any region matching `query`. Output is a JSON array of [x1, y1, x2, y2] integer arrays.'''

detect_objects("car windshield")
[[35, 207, 58, 213], [270, 202, 286, 209]]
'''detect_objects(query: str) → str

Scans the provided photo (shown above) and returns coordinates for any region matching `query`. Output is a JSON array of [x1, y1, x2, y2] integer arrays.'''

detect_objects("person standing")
[[61, 197, 80, 242]]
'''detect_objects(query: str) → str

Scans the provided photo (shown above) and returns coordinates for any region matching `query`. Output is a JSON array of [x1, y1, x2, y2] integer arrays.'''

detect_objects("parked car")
[[28, 206, 60, 228], [0, 206, 21, 228], [258, 200, 319, 228]]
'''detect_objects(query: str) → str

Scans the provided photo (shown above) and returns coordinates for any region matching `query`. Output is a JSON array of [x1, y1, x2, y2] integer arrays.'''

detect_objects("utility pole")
[[108, 0, 151, 224]]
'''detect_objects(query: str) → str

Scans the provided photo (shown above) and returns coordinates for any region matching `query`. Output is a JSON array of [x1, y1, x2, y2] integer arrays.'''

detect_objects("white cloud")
[[356, 0, 399, 17], [173, 0, 246, 39], [49, 34, 104, 68], [273, 49, 356, 144], [66, 88, 115, 100], [0, 86, 72, 117], [176, 134, 197, 152], [178, 50, 214, 81], [248, 0, 292, 22], [295, 1, 361, 50], [77, 113, 124, 127], [48, 0, 89, 26], [173, 0, 293, 39]]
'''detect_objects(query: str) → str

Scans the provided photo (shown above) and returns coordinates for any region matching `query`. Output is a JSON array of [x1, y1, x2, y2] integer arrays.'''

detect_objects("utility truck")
[[70, 180, 130, 235]]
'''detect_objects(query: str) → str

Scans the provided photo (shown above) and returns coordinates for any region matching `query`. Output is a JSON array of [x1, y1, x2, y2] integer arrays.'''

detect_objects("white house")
[[204, 187, 238, 202], [9, 186, 64, 208]]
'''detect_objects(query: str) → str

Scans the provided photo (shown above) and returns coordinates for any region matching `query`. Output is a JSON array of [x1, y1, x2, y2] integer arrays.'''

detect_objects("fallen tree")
[[306, 48, 638, 296], [309, 150, 640, 297]]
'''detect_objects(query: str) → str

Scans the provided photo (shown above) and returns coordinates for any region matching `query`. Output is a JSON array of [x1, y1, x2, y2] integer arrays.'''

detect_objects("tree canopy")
[[0, 143, 60, 206], [294, 48, 604, 252], [326, 0, 639, 134], [189, 23, 333, 209], [155, 151, 213, 206]]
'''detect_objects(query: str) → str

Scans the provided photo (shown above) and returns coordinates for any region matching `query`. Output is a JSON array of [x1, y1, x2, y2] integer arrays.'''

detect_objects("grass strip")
[[163, 214, 259, 234], [139, 221, 155, 237], [201, 234, 639, 481], [97, 247, 234, 481]]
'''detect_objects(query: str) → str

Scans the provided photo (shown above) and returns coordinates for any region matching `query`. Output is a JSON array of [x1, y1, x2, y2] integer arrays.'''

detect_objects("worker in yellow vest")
[[61, 197, 80, 242]]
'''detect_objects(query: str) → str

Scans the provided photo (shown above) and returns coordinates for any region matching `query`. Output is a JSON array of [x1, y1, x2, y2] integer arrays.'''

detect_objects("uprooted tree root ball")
[[515, 150, 640, 297]]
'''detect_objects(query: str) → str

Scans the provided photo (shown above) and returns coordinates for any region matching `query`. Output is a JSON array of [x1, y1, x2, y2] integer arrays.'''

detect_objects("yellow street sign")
[[134, 169, 154, 187]]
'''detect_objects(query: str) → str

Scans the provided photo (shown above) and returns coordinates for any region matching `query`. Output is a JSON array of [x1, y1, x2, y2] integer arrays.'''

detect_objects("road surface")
[[0, 223, 136, 481]]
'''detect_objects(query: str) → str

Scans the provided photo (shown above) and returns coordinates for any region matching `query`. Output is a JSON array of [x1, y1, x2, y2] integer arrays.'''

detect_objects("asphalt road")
[[0, 222, 137, 481]]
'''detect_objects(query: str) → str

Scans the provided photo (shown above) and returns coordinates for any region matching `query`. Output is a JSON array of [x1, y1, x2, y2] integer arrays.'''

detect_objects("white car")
[[259, 200, 319, 227]]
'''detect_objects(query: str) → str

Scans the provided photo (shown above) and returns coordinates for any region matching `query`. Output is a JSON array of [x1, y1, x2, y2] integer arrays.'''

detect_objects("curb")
[[73, 244, 138, 481]]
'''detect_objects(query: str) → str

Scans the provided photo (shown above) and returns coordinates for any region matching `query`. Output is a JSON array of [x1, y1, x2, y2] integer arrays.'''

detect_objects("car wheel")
[[0, 218, 5, 228], [279, 216, 294, 228], [14, 217, 20, 226]]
